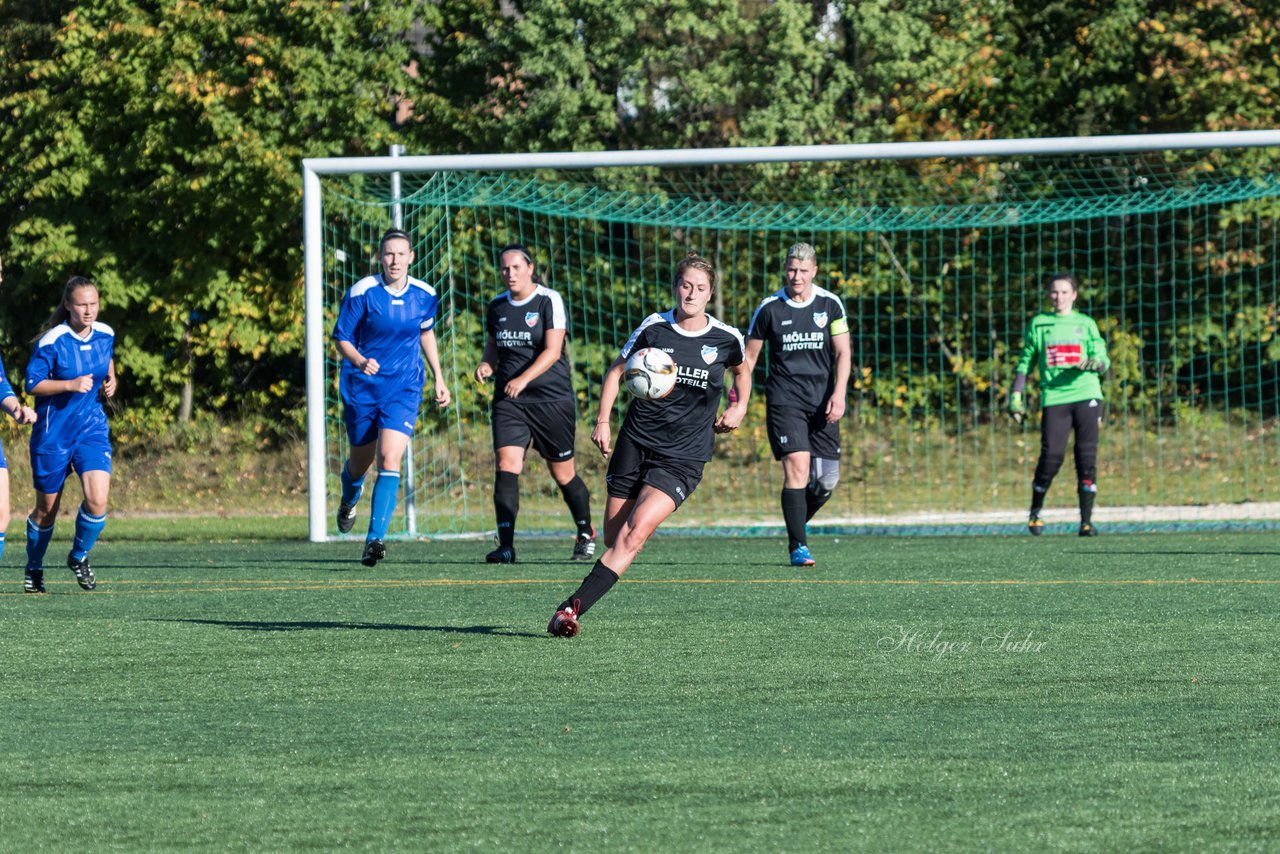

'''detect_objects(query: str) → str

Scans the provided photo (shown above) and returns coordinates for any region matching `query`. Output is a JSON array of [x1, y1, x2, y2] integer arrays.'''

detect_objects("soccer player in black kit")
[[474, 245, 594, 563], [547, 253, 751, 637], [744, 243, 851, 567]]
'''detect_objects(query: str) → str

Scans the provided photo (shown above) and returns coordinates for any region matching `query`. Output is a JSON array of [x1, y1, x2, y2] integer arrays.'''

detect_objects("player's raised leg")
[[549, 487, 674, 638], [337, 452, 373, 534], [807, 456, 839, 522]]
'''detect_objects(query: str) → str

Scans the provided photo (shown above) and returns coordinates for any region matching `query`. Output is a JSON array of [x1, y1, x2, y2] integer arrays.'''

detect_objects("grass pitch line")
[[14, 576, 1280, 596]]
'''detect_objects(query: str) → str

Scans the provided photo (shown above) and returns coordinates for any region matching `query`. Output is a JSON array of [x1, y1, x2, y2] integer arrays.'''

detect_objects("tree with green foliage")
[[0, 0, 447, 435], [3, 0, 1277, 444]]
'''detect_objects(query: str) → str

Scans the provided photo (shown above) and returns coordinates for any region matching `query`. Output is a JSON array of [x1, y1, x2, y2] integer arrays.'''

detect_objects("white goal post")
[[303, 129, 1280, 543]]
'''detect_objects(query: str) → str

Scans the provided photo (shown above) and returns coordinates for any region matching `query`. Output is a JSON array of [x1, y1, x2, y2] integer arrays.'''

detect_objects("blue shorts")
[[31, 435, 113, 494], [0, 444, 7, 469], [343, 394, 422, 447]]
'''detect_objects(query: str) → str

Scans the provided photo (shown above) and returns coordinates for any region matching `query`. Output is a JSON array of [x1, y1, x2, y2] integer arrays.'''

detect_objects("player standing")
[[474, 244, 594, 564], [23, 276, 117, 593], [547, 253, 750, 637], [332, 229, 451, 566], [743, 243, 851, 566], [1008, 272, 1110, 536]]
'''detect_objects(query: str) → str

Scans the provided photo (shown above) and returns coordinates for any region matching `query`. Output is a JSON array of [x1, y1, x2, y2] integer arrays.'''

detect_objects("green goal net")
[[308, 141, 1280, 539]]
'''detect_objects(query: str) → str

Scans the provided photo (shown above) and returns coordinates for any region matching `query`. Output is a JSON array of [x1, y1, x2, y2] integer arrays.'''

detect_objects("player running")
[[0, 258, 40, 590], [743, 243, 851, 567], [1, 355, 38, 590], [547, 253, 750, 638], [332, 229, 451, 567], [1008, 272, 1110, 536], [23, 276, 117, 593], [474, 244, 594, 564]]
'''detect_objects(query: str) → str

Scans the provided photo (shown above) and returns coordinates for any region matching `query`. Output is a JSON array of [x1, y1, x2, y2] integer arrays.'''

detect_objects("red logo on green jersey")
[[1046, 343, 1082, 366]]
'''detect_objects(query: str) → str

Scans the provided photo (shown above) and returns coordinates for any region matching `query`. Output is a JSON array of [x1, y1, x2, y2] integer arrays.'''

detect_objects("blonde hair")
[[785, 243, 818, 265]]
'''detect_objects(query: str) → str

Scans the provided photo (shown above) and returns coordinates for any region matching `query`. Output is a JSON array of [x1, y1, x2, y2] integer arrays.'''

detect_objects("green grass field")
[[3, 529, 1279, 851]]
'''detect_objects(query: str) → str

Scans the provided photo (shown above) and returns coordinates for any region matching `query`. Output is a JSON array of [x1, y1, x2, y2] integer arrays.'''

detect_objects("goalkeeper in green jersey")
[[1007, 273, 1110, 536]]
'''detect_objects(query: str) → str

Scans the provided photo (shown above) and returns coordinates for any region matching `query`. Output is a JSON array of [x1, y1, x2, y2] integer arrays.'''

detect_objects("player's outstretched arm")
[[1, 394, 36, 425]]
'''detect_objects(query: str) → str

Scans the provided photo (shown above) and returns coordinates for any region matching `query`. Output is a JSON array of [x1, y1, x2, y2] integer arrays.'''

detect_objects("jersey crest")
[[700, 344, 718, 365], [813, 311, 828, 329], [525, 311, 540, 327]]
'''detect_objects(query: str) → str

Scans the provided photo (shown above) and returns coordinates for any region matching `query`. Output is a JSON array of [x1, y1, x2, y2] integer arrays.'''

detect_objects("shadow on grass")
[[157, 618, 543, 638]]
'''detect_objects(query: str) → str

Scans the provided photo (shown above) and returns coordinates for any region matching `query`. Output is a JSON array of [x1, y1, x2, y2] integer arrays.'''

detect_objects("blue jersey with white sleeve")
[[26, 322, 115, 454], [332, 274, 440, 407]]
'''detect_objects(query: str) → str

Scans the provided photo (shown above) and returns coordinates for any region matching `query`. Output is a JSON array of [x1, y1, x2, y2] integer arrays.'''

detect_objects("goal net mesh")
[[316, 148, 1280, 536]]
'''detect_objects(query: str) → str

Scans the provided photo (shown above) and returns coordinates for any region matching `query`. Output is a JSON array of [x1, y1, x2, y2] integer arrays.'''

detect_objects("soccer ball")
[[623, 347, 678, 400]]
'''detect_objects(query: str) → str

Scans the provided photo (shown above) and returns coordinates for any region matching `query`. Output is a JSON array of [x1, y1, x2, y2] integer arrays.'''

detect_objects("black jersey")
[[486, 285, 574, 403], [617, 310, 745, 462], [746, 286, 849, 410]]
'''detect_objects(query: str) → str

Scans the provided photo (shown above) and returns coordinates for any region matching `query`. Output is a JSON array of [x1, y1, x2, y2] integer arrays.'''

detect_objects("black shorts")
[[766, 404, 841, 461], [605, 432, 705, 509], [490, 397, 577, 461]]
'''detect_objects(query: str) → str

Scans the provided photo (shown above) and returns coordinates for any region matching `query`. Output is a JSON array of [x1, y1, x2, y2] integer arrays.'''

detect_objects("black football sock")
[[1029, 482, 1049, 516], [558, 475, 593, 536], [1078, 480, 1097, 525], [494, 471, 520, 549], [781, 488, 808, 551], [558, 560, 618, 616], [804, 483, 833, 522]]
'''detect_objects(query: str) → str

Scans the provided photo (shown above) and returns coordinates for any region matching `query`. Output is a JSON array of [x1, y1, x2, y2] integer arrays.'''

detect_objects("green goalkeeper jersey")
[[1015, 310, 1109, 408]]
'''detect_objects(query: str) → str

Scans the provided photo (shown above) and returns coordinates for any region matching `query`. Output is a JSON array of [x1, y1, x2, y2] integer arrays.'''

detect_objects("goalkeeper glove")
[[1007, 391, 1025, 425], [1078, 358, 1106, 374]]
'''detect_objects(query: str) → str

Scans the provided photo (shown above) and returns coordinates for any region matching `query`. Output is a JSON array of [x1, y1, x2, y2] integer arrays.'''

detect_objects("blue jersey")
[[332, 274, 440, 406], [0, 353, 15, 403], [26, 322, 115, 454]]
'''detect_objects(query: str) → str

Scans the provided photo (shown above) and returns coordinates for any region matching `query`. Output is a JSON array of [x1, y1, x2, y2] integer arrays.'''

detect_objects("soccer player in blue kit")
[[0, 258, 39, 589], [547, 253, 751, 637], [23, 276, 117, 593], [1, 358, 38, 587], [332, 229, 451, 566]]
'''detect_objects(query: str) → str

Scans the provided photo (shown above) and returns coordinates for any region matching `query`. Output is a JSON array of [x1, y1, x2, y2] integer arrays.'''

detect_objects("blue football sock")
[[340, 461, 367, 507], [26, 517, 54, 570], [71, 505, 108, 561], [367, 469, 401, 542], [0, 531, 5, 563]]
